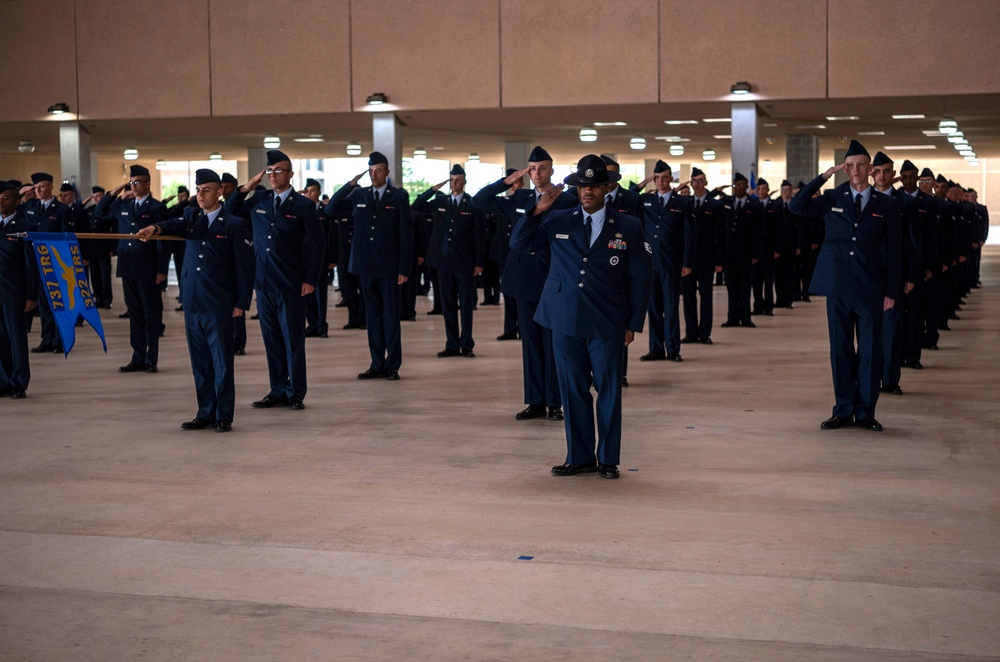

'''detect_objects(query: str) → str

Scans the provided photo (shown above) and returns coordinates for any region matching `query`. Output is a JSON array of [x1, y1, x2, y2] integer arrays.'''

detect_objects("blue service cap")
[[654, 160, 671, 173], [0, 181, 18, 194], [757, 178, 769, 187], [92, 185, 105, 194], [129, 165, 150, 178], [733, 172, 748, 183], [305, 178, 321, 189], [600, 154, 619, 168], [528, 145, 551, 162], [920, 168, 934, 179], [505, 168, 517, 177], [194, 169, 221, 185], [221, 173, 238, 185], [449, 164, 465, 176], [900, 160, 918, 173], [872, 151, 893, 167], [845, 140, 870, 159], [368, 151, 388, 166], [780, 179, 792, 187], [177, 185, 189, 194], [266, 150, 291, 165], [30, 172, 54, 185], [691, 167, 705, 178]]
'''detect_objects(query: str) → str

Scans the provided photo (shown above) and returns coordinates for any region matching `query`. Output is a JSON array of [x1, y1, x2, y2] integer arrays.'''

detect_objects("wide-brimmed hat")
[[563, 154, 621, 187]]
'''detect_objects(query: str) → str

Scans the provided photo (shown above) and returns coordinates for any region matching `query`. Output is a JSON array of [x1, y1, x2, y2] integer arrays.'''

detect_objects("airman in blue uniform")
[[84, 186, 114, 309], [224, 150, 325, 409], [138, 169, 255, 432], [93, 165, 169, 373], [486, 169, 523, 341], [718, 172, 763, 328], [472, 146, 574, 421], [414, 164, 486, 357], [327, 152, 413, 381], [0, 181, 39, 399], [789, 141, 902, 431], [220, 173, 248, 354], [303, 178, 335, 339], [682, 167, 726, 344], [511, 155, 652, 479]]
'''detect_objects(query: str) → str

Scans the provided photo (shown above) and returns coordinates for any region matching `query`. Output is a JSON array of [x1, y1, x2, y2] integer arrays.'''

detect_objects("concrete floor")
[[1, 249, 998, 661]]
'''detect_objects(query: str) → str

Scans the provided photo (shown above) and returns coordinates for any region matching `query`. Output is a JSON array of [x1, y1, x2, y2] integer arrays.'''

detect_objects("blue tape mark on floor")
[[517, 555, 534, 561]]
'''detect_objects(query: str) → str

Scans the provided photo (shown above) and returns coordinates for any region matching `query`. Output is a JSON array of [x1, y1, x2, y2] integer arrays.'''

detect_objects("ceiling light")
[[946, 132, 966, 143], [669, 145, 684, 156], [630, 137, 646, 150], [921, 130, 945, 137], [826, 115, 860, 121], [952, 139, 969, 149], [209, 152, 222, 161], [664, 120, 699, 125], [967, 158, 979, 165], [47, 102, 69, 115], [702, 118, 731, 123], [593, 121, 626, 127], [263, 135, 281, 149], [413, 148, 427, 159], [653, 136, 690, 142], [763, 123, 778, 127], [765, 136, 775, 145], [702, 149, 716, 161], [293, 135, 324, 143], [468, 153, 480, 162], [730, 81, 752, 95], [882, 145, 937, 150], [579, 127, 598, 142], [859, 131, 886, 136], [712, 134, 732, 140], [366, 92, 388, 106], [959, 149, 974, 157], [432, 146, 445, 150], [155, 160, 166, 170], [796, 124, 826, 129], [123, 148, 139, 160], [892, 114, 925, 120], [346, 143, 362, 156], [938, 118, 958, 134], [18, 140, 35, 153]]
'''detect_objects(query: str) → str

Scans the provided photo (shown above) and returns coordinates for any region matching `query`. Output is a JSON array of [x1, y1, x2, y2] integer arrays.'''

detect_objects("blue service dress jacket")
[[413, 190, 486, 274], [510, 205, 653, 340], [327, 183, 413, 279], [93, 194, 169, 280], [789, 176, 902, 306], [472, 178, 576, 302], [225, 188, 324, 294], [638, 191, 696, 273], [0, 213, 39, 303], [154, 207, 255, 314]]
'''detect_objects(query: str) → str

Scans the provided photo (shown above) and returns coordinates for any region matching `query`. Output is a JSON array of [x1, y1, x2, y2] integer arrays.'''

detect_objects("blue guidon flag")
[[29, 232, 107, 356]]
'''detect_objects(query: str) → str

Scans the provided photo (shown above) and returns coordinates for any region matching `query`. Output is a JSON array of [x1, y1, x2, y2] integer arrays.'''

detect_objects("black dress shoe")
[[252, 395, 287, 408], [287, 398, 305, 410], [948, 314, 960, 320], [547, 407, 563, 421], [318, 331, 329, 338], [181, 417, 213, 430], [908, 360, 923, 370], [820, 415, 853, 430], [880, 384, 903, 395], [742, 321, 757, 328], [597, 463, 620, 479], [496, 332, 518, 341], [939, 323, 951, 331], [764, 311, 774, 316], [145, 365, 158, 373], [343, 323, 363, 330], [801, 295, 811, 302], [621, 376, 630, 387], [639, 351, 666, 361], [666, 353, 683, 362], [720, 321, 739, 328], [9, 388, 26, 400], [437, 348, 461, 357], [680, 336, 698, 344], [426, 309, 442, 315], [783, 303, 795, 309], [215, 421, 232, 433], [385, 369, 400, 381], [551, 462, 598, 476], [461, 349, 476, 358], [175, 304, 184, 311], [250, 314, 259, 320], [304, 328, 319, 338], [234, 347, 246, 356], [357, 368, 388, 380], [751, 309, 763, 316], [118, 362, 144, 373], [699, 337, 713, 345], [856, 417, 884, 431], [926, 343, 939, 350], [401, 314, 416, 321], [118, 311, 130, 318], [0, 387, 11, 398], [335, 300, 348, 307], [516, 405, 545, 420], [30, 344, 54, 353]]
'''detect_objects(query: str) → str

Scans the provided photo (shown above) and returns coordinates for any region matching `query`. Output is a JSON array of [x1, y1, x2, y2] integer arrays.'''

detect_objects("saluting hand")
[[110, 182, 129, 197], [241, 169, 265, 193], [121, 190, 135, 201], [823, 163, 846, 180], [349, 171, 367, 187], [636, 175, 654, 190], [504, 167, 530, 186], [431, 179, 448, 192], [162, 194, 177, 204], [531, 184, 565, 215]]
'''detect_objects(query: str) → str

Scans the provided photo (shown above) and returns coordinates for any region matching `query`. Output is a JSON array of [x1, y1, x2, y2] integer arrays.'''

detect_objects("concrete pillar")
[[505, 141, 530, 171], [832, 148, 848, 187], [59, 123, 92, 191], [730, 102, 759, 184], [372, 112, 403, 188], [247, 147, 266, 180], [785, 134, 820, 188]]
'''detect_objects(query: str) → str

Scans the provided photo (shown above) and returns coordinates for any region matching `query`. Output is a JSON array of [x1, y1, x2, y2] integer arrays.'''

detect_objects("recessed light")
[[938, 118, 958, 134], [18, 140, 35, 153], [922, 130, 945, 137], [468, 153, 480, 162], [763, 123, 778, 128], [629, 137, 646, 150], [579, 127, 598, 142], [858, 131, 885, 136], [702, 118, 731, 123], [826, 116, 860, 121], [664, 120, 699, 125], [891, 114, 925, 120], [47, 102, 70, 115], [712, 134, 732, 140], [882, 145, 937, 150], [593, 121, 627, 127], [702, 149, 716, 161], [346, 143, 362, 156], [413, 148, 427, 159], [432, 146, 445, 150], [263, 135, 280, 148], [653, 136, 690, 142], [366, 92, 388, 106], [669, 145, 684, 156], [209, 152, 222, 161], [730, 81, 752, 95], [123, 148, 139, 160], [155, 160, 166, 170], [293, 135, 325, 143], [946, 132, 966, 143], [796, 124, 826, 129]]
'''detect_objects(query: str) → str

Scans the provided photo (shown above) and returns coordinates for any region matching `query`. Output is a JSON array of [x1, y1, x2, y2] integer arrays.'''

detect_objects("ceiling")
[[2, 93, 997, 170]]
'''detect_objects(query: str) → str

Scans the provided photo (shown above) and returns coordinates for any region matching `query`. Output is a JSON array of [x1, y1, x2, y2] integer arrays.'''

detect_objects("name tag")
[[255, 209, 266, 214], [437, 208, 446, 212], [515, 208, 526, 214], [644, 202, 652, 207], [832, 207, 844, 213], [555, 233, 570, 239], [357, 203, 367, 208]]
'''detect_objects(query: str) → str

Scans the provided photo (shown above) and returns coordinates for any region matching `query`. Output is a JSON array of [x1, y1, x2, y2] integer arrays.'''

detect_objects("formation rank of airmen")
[[1, 142, 989, 451]]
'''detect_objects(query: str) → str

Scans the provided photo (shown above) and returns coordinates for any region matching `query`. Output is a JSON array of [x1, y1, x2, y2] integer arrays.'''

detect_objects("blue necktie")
[[585, 216, 593, 246]]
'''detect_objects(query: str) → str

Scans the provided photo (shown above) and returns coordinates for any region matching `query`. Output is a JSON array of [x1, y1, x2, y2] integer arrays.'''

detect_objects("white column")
[[372, 113, 403, 188], [59, 123, 92, 190], [730, 102, 759, 183]]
